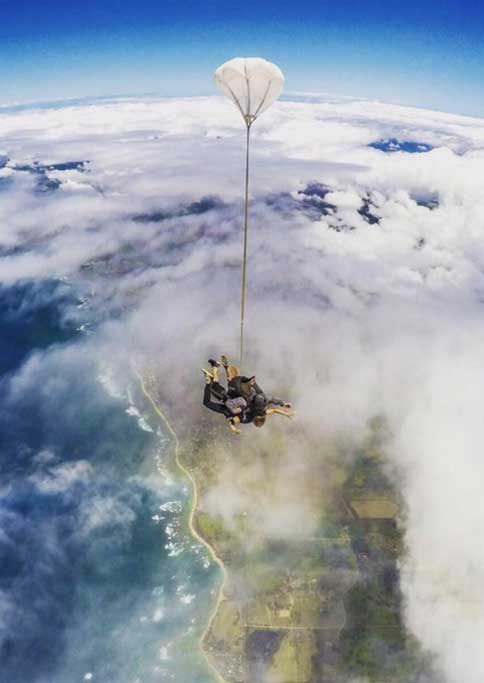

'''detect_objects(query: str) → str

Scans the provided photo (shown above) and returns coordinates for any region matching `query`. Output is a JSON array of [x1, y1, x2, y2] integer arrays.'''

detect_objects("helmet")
[[253, 394, 267, 415]]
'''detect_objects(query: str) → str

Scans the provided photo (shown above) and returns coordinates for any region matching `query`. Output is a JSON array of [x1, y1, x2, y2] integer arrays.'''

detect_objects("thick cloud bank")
[[2, 93, 484, 681]]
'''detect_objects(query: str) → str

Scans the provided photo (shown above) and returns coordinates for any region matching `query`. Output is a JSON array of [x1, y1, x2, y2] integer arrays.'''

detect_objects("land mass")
[[139, 367, 433, 683]]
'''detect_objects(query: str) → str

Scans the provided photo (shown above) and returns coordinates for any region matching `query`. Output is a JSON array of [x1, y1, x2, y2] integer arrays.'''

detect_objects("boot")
[[201, 369, 213, 384]]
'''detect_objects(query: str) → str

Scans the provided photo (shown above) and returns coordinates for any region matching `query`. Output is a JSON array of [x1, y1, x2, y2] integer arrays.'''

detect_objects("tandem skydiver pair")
[[202, 355, 294, 435]]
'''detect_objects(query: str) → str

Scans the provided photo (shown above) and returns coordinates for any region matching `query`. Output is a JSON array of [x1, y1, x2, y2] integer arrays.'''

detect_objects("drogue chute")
[[214, 57, 284, 127], [214, 57, 284, 363]]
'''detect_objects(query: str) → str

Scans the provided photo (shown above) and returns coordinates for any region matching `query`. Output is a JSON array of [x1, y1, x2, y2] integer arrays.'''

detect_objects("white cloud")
[[29, 461, 93, 494], [77, 494, 136, 536], [3, 94, 484, 681]]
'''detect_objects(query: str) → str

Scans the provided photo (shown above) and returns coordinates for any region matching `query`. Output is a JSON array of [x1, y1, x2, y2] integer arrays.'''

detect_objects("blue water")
[[369, 138, 434, 153], [0, 279, 218, 683]]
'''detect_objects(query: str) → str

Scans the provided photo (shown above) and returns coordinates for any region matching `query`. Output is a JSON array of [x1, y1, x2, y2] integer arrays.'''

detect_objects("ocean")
[[0, 279, 219, 683]]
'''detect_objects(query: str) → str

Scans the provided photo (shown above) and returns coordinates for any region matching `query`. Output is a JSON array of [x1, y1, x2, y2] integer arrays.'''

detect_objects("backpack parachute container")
[[214, 57, 284, 363]]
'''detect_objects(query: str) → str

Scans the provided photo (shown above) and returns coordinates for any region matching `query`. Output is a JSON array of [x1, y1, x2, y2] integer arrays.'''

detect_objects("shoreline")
[[135, 369, 227, 683]]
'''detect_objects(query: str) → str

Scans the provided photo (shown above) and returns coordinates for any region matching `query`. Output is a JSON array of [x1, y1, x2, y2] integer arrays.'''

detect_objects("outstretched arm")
[[266, 407, 296, 418], [267, 397, 292, 409]]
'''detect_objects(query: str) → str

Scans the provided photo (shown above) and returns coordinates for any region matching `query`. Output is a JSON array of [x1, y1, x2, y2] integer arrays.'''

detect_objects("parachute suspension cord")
[[240, 122, 251, 365]]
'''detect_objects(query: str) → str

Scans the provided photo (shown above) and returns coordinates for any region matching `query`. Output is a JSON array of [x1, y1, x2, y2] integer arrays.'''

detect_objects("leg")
[[208, 365, 228, 401], [203, 383, 227, 415], [210, 380, 227, 402]]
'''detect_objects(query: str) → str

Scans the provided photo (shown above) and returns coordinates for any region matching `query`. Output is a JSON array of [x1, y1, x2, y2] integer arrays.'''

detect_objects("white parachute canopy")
[[214, 57, 284, 125]]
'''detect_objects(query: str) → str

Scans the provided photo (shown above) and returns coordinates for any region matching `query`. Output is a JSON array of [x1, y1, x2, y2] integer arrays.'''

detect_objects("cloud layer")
[[3, 93, 484, 681]]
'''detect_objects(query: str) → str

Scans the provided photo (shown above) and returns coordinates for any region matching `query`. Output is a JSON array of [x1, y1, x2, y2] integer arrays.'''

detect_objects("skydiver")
[[202, 357, 294, 434], [221, 355, 293, 415], [202, 362, 250, 435]]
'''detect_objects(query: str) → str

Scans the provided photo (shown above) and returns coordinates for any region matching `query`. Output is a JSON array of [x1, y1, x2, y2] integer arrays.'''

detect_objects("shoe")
[[229, 418, 241, 435], [208, 359, 220, 368], [202, 368, 213, 383], [221, 354, 229, 368]]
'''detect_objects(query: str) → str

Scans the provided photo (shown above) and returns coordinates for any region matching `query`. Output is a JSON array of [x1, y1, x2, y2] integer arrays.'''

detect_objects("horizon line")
[[1, 90, 483, 123]]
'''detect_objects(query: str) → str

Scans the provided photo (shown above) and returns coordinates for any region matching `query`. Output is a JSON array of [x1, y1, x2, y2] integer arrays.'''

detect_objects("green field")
[[178, 419, 436, 683]]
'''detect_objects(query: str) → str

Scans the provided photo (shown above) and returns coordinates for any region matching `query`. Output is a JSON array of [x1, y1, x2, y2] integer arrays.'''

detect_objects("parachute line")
[[244, 63, 251, 118], [226, 82, 246, 121], [240, 123, 250, 365], [253, 80, 272, 118]]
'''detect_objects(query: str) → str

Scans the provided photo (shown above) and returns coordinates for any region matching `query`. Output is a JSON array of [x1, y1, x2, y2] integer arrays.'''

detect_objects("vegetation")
[[340, 438, 434, 682], [184, 417, 435, 682]]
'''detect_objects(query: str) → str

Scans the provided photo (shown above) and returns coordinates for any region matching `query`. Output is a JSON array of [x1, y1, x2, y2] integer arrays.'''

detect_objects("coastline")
[[135, 369, 227, 683], [133, 368, 422, 681]]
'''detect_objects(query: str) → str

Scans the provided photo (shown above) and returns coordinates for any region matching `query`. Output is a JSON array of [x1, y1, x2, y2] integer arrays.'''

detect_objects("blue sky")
[[1, 0, 484, 116]]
